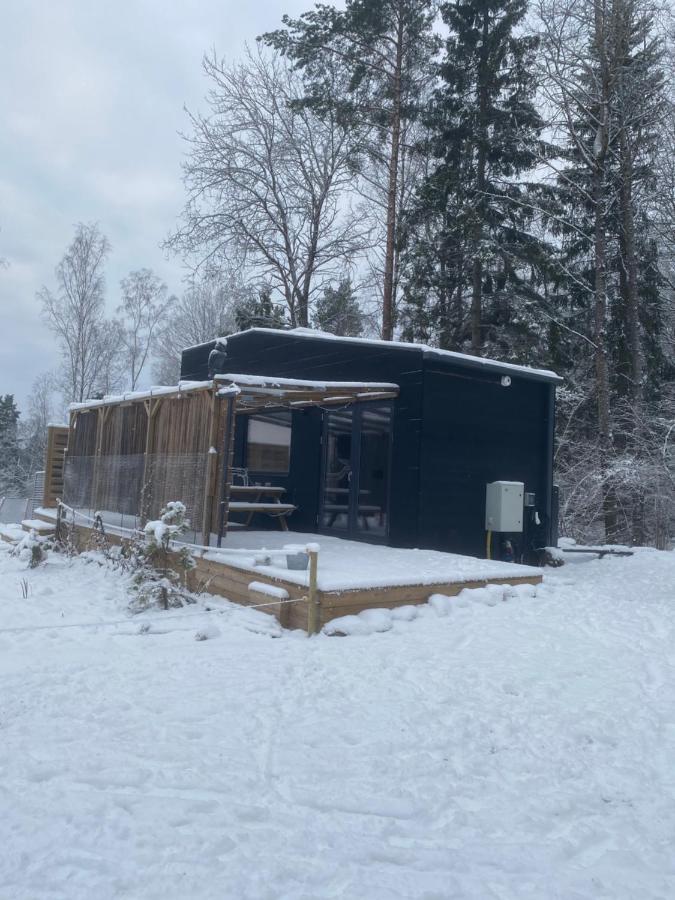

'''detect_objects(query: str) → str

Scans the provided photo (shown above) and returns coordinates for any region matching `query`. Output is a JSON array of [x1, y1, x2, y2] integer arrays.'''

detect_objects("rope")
[[0, 594, 307, 637], [55, 501, 318, 558]]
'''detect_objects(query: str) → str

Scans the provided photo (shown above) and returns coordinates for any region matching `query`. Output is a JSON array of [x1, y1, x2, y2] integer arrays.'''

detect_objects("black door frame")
[[318, 400, 394, 543]]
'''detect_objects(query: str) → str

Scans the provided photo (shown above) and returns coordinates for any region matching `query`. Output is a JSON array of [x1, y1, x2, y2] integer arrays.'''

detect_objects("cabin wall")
[[418, 365, 553, 561], [186, 331, 425, 547], [182, 332, 557, 558]]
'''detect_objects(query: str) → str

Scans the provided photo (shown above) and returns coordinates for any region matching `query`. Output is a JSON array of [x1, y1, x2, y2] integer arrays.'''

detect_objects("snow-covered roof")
[[214, 373, 398, 391], [199, 327, 562, 384], [69, 380, 238, 413], [215, 373, 399, 409]]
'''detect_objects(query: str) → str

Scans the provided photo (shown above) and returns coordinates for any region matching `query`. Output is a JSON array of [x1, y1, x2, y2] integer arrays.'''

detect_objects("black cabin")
[[181, 328, 561, 562]]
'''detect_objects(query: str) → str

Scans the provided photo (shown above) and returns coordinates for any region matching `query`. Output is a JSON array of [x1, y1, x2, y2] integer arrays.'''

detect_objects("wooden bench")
[[228, 502, 296, 530]]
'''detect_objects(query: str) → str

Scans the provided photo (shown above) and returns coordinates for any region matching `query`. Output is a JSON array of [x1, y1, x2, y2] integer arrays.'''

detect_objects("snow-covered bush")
[[10, 529, 49, 569], [127, 501, 196, 614], [85, 512, 111, 555], [53, 504, 80, 557]]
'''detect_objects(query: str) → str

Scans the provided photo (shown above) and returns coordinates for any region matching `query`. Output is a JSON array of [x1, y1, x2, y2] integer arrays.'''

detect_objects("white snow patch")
[[194, 624, 221, 641], [247, 581, 290, 600], [2, 543, 675, 898], [205, 529, 542, 592]]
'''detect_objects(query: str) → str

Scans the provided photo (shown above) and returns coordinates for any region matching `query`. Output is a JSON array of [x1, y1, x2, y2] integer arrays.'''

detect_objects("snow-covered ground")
[[1, 540, 675, 899]]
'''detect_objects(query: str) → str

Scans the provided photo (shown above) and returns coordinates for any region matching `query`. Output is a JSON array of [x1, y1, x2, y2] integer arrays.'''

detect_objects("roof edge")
[[182, 327, 563, 385]]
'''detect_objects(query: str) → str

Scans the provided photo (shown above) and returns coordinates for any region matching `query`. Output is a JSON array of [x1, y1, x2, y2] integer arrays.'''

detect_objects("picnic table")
[[227, 484, 296, 531]]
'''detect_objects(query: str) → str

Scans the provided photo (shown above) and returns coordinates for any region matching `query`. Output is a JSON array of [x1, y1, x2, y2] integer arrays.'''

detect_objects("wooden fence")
[[62, 386, 237, 545]]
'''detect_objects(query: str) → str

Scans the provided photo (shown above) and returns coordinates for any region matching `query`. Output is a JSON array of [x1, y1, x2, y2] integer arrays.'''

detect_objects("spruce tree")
[[0, 395, 22, 495], [400, 0, 550, 359], [538, 0, 670, 544], [234, 286, 287, 332], [313, 278, 364, 336]]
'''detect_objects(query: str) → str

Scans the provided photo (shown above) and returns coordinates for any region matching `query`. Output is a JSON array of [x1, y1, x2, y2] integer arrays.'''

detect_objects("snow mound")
[[323, 581, 540, 637], [194, 625, 221, 642], [323, 608, 394, 636]]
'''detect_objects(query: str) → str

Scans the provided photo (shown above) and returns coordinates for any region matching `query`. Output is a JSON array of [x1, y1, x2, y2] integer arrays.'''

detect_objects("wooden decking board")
[[32, 513, 542, 633]]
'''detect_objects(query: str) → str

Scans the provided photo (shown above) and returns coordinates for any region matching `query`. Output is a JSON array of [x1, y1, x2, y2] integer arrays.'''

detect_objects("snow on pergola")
[[215, 373, 399, 411]]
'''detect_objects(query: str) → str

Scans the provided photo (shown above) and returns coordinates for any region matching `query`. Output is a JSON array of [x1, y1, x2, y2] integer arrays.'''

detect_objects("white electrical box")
[[485, 481, 524, 532]]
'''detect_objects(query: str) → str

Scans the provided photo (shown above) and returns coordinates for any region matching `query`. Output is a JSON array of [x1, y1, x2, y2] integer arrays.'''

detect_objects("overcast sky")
[[0, 0, 308, 413]]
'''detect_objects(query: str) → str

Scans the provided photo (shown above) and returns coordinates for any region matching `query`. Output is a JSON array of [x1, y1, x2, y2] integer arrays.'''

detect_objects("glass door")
[[319, 403, 392, 541], [319, 407, 354, 534], [354, 404, 392, 538]]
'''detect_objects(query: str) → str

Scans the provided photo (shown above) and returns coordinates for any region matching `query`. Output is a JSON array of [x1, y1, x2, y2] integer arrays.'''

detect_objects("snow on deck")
[[29, 513, 540, 590], [1, 539, 674, 898], [203, 530, 541, 591]]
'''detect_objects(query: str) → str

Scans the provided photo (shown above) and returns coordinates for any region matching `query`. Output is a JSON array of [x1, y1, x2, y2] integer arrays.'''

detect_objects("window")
[[245, 411, 292, 473]]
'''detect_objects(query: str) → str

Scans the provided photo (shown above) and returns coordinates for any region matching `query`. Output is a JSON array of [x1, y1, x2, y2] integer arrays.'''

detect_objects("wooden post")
[[55, 499, 63, 543], [43, 424, 69, 508], [140, 398, 161, 524], [216, 396, 237, 547], [201, 387, 221, 547], [307, 549, 320, 635], [90, 406, 110, 512]]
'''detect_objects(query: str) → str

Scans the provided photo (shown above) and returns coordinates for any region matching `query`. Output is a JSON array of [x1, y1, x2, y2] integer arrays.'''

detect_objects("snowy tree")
[[152, 272, 243, 384], [119, 269, 174, 390], [234, 285, 287, 332], [18, 374, 55, 486], [169, 46, 367, 328], [263, 0, 438, 340], [0, 395, 21, 495], [400, 0, 550, 358], [39, 223, 124, 404], [313, 278, 364, 336], [537, 0, 672, 543]]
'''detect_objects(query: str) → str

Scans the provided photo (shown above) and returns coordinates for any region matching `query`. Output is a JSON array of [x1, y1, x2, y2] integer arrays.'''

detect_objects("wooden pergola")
[[60, 375, 399, 547], [215, 373, 398, 411]]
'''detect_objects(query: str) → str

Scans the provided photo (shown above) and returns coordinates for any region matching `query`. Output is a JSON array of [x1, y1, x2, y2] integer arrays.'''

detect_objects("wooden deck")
[[195, 553, 541, 631], [33, 512, 542, 633]]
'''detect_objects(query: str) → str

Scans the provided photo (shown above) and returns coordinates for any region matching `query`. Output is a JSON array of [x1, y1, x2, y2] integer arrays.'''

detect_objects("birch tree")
[[169, 47, 366, 328], [119, 269, 173, 390], [152, 272, 246, 384], [39, 223, 124, 404]]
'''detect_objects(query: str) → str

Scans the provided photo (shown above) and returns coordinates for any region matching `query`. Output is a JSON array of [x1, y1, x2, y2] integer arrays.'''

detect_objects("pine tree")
[[263, 0, 437, 340], [538, 0, 670, 544], [400, 0, 551, 358], [0, 394, 22, 495], [234, 286, 287, 332], [313, 278, 364, 336]]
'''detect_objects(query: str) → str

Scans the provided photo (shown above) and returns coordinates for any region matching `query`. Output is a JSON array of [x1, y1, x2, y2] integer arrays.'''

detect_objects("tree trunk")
[[381, 8, 404, 341], [470, 10, 490, 356], [470, 255, 482, 354], [594, 172, 618, 542], [592, 0, 619, 543], [619, 128, 641, 402]]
